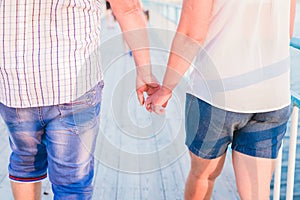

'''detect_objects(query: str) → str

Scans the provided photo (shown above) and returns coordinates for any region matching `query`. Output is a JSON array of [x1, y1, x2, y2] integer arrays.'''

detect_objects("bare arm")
[[108, 0, 159, 105], [146, 0, 214, 112], [162, 0, 214, 91], [290, 0, 296, 38], [108, 0, 149, 67]]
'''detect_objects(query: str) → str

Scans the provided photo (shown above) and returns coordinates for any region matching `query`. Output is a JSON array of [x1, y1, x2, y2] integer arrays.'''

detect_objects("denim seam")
[[38, 107, 46, 127], [15, 108, 21, 124]]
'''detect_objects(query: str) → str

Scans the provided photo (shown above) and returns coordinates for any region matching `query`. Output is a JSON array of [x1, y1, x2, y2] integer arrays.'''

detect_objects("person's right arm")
[[145, 0, 215, 113], [108, 0, 160, 106]]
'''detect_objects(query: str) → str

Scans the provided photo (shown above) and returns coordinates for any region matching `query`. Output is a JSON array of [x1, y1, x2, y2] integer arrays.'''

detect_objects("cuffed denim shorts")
[[0, 82, 103, 200], [185, 93, 292, 159]]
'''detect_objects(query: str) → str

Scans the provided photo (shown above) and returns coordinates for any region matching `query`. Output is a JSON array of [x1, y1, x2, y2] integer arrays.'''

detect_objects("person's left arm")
[[108, 0, 159, 105]]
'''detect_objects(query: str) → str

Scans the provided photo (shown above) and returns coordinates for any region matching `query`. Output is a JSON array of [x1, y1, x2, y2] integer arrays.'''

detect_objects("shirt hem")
[[186, 91, 291, 113]]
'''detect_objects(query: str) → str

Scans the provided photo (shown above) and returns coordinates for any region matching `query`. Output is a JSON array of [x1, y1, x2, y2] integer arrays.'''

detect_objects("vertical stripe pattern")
[[0, 0, 103, 108]]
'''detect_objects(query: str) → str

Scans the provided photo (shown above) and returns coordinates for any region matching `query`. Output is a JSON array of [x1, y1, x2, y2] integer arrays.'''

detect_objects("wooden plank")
[[93, 30, 130, 199], [92, 161, 119, 200], [0, 123, 10, 182], [137, 129, 165, 200], [41, 178, 54, 200], [0, 146, 11, 186], [157, 119, 187, 200], [116, 126, 141, 200], [0, 118, 12, 199], [0, 175, 13, 200], [92, 119, 120, 200], [212, 151, 240, 200]]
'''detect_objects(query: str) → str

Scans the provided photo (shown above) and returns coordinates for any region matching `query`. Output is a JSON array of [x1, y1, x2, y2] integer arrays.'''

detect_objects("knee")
[[190, 164, 222, 182], [49, 166, 94, 199], [51, 183, 93, 199], [48, 159, 94, 186], [189, 152, 226, 181]]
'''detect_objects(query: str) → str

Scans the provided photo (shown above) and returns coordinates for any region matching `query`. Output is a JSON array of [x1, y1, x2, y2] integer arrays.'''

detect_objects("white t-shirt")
[[188, 0, 291, 113]]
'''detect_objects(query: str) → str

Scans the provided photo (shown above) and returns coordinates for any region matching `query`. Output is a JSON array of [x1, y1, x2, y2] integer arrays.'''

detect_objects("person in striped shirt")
[[0, 0, 158, 199]]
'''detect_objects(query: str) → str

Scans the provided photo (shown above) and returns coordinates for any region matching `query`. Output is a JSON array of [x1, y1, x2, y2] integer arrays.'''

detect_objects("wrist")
[[136, 64, 152, 77], [161, 85, 172, 94]]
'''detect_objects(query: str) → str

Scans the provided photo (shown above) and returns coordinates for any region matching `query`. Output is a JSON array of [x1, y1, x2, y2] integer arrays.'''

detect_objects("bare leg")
[[11, 181, 42, 200], [184, 151, 226, 200], [232, 151, 276, 200]]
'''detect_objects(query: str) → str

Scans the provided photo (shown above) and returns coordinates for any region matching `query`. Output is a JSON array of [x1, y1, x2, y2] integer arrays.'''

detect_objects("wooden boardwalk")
[[0, 15, 239, 200]]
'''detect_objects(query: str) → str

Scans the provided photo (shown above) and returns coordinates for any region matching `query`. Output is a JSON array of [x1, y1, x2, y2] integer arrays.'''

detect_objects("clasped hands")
[[136, 71, 172, 115]]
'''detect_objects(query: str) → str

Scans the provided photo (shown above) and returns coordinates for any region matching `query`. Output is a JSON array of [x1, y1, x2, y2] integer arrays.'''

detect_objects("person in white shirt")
[[145, 0, 297, 199]]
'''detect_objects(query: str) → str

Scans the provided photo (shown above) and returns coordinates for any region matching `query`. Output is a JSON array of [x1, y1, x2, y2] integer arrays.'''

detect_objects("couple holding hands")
[[0, 0, 296, 199]]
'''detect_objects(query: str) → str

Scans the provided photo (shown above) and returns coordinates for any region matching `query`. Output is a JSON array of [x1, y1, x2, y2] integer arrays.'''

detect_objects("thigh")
[[0, 103, 47, 181], [232, 105, 292, 159], [232, 150, 276, 200]]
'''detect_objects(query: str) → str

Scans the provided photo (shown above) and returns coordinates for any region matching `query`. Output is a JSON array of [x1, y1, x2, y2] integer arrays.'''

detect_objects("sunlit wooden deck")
[[0, 12, 239, 200]]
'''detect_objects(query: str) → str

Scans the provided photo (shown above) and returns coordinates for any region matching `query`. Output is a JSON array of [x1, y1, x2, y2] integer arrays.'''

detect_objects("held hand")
[[145, 86, 172, 114], [136, 73, 160, 106]]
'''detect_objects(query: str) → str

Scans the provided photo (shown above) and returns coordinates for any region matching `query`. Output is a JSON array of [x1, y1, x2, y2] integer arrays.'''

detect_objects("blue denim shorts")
[[185, 93, 292, 159], [0, 82, 103, 199]]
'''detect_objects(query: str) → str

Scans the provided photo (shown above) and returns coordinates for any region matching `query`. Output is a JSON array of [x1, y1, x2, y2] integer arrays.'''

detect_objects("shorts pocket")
[[0, 103, 21, 125], [58, 82, 103, 134]]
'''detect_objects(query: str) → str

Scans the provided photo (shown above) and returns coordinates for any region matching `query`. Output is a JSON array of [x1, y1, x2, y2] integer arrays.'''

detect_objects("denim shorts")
[[0, 82, 103, 199], [185, 93, 292, 159]]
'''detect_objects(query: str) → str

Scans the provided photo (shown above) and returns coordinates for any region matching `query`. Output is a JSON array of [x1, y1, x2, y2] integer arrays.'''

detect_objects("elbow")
[[186, 33, 206, 44], [111, 1, 142, 18], [177, 25, 209, 45], [174, 30, 206, 48], [120, 7, 140, 17]]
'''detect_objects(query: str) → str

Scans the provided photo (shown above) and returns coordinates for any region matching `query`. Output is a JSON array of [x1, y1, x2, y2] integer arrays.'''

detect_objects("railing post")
[[286, 105, 299, 200], [273, 144, 283, 200]]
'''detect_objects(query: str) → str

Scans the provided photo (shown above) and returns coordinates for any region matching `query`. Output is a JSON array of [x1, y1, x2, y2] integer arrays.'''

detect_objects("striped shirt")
[[0, 0, 103, 108]]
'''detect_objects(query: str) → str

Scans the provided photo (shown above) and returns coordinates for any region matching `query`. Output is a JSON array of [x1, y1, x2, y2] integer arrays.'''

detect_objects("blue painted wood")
[[291, 37, 300, 50], [292, 91, 300, 108]]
